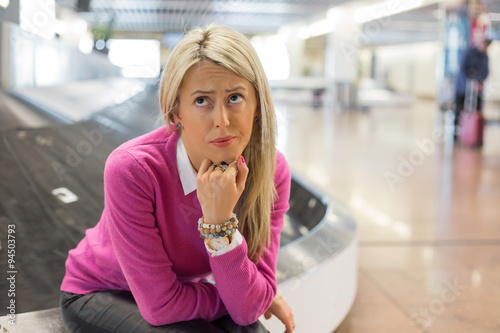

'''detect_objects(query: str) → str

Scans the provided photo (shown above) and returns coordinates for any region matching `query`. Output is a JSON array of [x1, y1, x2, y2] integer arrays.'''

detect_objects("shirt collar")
[[176, 136, 198, 195]]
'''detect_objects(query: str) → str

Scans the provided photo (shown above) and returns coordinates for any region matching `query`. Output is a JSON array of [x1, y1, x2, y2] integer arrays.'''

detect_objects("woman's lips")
[[210, 136, 236, 148]]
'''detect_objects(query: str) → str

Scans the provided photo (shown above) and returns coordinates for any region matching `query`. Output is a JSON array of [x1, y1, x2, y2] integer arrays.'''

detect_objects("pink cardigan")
[[60, 127, 291, 326]]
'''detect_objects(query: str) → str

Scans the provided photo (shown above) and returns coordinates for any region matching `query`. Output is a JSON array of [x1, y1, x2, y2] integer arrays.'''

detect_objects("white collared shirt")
[[176, 137, 242, 256], [176, 136, 198, 196]]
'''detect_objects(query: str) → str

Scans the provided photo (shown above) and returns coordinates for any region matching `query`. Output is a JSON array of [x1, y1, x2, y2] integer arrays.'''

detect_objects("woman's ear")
[[172, 112, 181, 124], [255, 105, 261, 119]]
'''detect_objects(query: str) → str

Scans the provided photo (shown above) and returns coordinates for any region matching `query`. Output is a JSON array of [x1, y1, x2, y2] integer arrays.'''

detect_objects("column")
[[285, 31, 305, 79], [0, 0, 20, 88], [324, 9, 360, 112]]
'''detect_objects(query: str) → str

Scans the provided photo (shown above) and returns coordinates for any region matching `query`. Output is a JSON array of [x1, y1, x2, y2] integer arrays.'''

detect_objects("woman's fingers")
[[235, 155, 249, 193], [197, 158, 213, 177], [264, 309, 272, 320], [280, 304, 294, 333], [265, 293, 295, 332], [284, 319, 295, 333], [209, 157, 248, 194], [196, 157, 247, 224]]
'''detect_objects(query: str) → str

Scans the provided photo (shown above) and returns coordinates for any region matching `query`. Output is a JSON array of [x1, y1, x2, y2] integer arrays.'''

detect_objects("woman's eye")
[[229, 94, 243, 104], [195, 97, 209, 106]]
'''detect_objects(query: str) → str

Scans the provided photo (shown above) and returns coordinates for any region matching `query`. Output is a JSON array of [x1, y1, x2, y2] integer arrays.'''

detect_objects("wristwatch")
[[206, 234, 231, 251]]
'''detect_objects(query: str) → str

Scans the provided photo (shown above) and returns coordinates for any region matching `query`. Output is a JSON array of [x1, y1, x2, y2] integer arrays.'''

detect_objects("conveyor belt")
[[0, 134, 74, 314], [0, 88, 160, 314], [0, 91, 65, 130]]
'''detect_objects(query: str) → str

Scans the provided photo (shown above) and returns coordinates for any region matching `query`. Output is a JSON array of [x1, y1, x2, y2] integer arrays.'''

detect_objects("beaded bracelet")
[[198, 213, 239, 239]]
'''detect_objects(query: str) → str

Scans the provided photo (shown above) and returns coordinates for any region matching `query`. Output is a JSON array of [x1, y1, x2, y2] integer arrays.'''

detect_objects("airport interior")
[[0, 0, 499, 332]]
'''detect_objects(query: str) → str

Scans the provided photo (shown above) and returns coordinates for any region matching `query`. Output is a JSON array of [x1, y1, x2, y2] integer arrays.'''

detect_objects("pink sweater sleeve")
[[104, 150, 227, 326], [209, 153, 291, 325]]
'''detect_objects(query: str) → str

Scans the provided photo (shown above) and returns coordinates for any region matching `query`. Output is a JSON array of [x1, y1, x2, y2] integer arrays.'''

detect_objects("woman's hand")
[[264, 293, 295, 333], [197, 156, 248, 224]]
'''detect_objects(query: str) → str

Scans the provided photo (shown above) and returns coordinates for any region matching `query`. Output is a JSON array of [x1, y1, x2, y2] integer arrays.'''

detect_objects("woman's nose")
[[213, 102, 230, 128]]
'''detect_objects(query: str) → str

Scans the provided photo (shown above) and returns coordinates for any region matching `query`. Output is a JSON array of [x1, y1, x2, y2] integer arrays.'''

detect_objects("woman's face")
[[175, 61, 258, 172]]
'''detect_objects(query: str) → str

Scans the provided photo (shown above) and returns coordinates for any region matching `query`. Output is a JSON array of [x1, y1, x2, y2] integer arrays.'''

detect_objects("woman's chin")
[[212, 153, 239, 165]]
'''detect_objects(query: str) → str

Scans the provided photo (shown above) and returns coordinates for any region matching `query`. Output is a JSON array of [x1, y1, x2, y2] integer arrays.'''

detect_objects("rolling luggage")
[[459, 80, 484, 147]]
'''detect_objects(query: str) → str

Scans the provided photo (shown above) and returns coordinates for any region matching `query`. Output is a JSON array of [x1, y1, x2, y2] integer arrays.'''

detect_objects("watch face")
[[208, 235, 230, 251]]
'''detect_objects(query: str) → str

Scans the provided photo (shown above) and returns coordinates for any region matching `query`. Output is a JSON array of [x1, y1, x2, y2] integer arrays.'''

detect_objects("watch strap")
[[205, 230, 242, 256]]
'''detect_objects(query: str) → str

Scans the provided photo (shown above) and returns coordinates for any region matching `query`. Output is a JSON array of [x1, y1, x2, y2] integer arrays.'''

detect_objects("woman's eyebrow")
[[190, 86, 247, 96], [225, 86, 247, 93], [191, 89, 214, 96]]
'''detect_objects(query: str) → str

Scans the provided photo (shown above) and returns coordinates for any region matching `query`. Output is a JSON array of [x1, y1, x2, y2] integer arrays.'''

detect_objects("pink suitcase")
[[459, 80, 484, 147], [459, 110, 484, 147]]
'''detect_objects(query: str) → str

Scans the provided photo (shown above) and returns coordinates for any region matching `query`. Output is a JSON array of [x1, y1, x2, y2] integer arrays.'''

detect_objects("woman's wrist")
[[202, 213, 234, 225], [205, 229, 242, 255], [199, 214, 240, 253], [198, 213, 239, 240]]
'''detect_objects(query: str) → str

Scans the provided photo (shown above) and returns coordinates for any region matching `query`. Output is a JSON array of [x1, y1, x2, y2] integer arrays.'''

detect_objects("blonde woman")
[[60, 25, 295, 332]]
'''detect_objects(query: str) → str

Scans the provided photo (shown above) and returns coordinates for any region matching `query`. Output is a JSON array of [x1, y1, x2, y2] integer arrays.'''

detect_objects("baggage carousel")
[[0, 80, 357, 332]]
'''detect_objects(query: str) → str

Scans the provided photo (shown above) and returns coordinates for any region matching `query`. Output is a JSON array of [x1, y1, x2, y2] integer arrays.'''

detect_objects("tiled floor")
[[276, 97, 500, 333]]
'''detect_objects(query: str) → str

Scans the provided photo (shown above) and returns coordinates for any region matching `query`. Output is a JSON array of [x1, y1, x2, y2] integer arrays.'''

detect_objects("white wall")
[[282, 35, 500, 102], [302, 35, 326, 77], [4, 23, 121, 89], [350, 40, 499, 101], [373, 41, 440, 98], [484, 41, 500, 102]]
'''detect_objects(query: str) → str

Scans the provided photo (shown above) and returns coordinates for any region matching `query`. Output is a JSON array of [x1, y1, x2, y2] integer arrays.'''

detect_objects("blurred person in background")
[[454, 36, 491, 141]]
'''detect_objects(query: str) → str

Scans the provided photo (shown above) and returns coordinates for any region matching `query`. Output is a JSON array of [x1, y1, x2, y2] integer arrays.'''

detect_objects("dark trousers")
[[60, 290, 269, 333]]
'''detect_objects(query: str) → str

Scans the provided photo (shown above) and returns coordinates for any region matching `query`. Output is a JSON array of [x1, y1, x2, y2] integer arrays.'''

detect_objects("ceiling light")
[[308, 19, 335, 37], [354, 0, 423, 24], [298, 19, 336, 39], [298, 27, 310, 39]]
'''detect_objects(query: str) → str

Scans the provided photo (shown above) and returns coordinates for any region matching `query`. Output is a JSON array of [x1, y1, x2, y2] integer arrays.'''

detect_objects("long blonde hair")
[[159, 25, 276, 261]]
